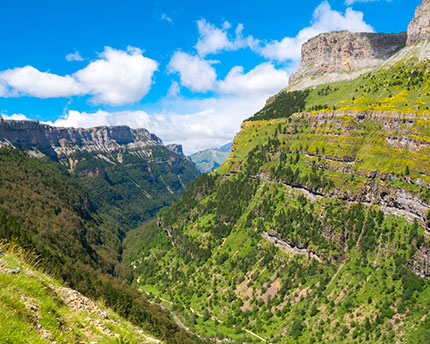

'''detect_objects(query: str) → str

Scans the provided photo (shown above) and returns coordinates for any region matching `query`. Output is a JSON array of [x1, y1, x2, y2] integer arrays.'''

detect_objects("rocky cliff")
[[407, 0, 430, 45], [288, 31, 406, 91], [0, 118, 200, 230], [0, 117, 183, 165], [166, 143, 184, 156]]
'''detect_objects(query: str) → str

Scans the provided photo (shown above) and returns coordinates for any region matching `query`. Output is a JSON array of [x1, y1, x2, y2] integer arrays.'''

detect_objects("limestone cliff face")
[[289, 31, 406, 90], [166, 144, 184, 156], [0, 118, 184, 167], [407, 0, 430, 45]]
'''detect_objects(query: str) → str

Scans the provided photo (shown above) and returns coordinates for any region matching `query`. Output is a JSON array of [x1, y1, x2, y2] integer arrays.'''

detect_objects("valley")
[[2, 1, 430, 343]]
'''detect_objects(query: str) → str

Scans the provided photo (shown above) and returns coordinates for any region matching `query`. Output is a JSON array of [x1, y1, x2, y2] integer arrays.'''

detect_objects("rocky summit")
[[0, 118, 163, 163], [288, 31, 406, 91], [407, 0, 430, 45]]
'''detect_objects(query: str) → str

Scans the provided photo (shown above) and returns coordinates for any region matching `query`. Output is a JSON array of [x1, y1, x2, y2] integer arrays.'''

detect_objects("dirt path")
[[245, 329, 267, 342], [326, 261, 345, 290]]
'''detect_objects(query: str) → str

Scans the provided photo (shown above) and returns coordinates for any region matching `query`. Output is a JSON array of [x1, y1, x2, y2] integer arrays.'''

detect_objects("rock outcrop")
[[0, 118, 167, 163], [407, 0, 430, 45], [289, 31, 406, 90], [166, 143, 184, 156]]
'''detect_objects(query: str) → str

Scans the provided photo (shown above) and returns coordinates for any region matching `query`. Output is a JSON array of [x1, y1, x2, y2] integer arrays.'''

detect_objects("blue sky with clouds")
[[0, 0, 420, 153]]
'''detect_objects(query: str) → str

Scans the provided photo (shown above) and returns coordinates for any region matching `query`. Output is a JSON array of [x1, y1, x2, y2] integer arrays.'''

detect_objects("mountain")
[[216, 142, 233, 153], [0, 118, 200, 230], [287, 30, 406, 92], [0, 120, 201, 343], [0, 246, 161, 344], [125, 2, 430, 342], [0, 147, 198, 343], [189, 142, 232, 173]]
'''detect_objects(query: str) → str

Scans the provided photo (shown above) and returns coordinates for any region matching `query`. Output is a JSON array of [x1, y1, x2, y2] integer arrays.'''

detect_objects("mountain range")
[[2, 1, 430, 343]]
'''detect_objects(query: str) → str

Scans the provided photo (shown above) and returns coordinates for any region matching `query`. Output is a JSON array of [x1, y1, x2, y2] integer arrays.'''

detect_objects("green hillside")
[[125, 58, 430, 343], [249, 60, 430, 122], [0, 148, 198, 344], [0, 244, 161, 344], [72, 145, 199, 231]]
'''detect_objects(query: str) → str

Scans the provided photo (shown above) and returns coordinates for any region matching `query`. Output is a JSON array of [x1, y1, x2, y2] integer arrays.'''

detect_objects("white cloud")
[[345, 0, 391, 4], [1, 113, 31, 121], [195, 19, 259, 56], [161, 13, 173, 23], [219, 63, 288, 96], [0, 46, 158, 106], [167, 81, 180, 97], [74, 46, 158, 106], [65, 51, 84, 61], [168, 51, 217, 92], [45, 94, 264, 155], [0, 66, 84, 98], [45, 62, 289, 154], [258, 1, 374, 62], [195, 19, 235, 56]]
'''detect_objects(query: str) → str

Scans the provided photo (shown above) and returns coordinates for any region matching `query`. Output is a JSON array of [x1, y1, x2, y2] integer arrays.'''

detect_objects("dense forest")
[[0, 148, 199, 344]]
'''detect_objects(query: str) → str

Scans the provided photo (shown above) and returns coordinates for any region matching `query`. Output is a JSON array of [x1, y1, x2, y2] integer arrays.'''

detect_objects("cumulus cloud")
[[0, 46, 158, 106], [74, 46, 158, 105], [45, 94, 264, 154], [65, 51, 84, 61], [46, 62, 289, 154], [191, 2, 373, 63], [0, 66, 83, 98], [219, 63, 288, 96], [195, 19, 259, 56], [168, 51, 217, 92], [1, 113, 31, 121], [258, 1, 374, 62]]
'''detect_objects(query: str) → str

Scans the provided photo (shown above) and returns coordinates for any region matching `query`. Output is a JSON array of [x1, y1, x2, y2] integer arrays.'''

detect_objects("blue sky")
[[0, 0, 420, 153]]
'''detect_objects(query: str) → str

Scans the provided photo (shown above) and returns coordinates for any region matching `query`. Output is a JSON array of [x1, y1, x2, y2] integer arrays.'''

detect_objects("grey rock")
[[6, 267, 20, 274], [0, 120, 167, 168], [407, 0, 430, 45], [166, 143, 184, 156], [289, 30, 406, 89]]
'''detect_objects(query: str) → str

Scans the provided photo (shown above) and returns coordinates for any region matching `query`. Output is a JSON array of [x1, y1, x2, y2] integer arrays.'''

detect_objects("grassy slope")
[[249, 60, 430, 122], [0, 245, 161, 344], [125, 59, 430, 343], [0, 148, 198, 344]]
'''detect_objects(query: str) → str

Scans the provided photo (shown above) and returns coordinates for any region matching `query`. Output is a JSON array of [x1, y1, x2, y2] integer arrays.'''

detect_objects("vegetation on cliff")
[[0, 148, 198, 344], [249, 60, 430, 122], [125, 58, 430, 343]]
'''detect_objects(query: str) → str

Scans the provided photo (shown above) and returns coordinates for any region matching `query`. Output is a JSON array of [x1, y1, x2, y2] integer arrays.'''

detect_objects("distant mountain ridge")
[[189, 142, 232, 173], [0, 118, 200, 231], [0, 117, 177, 162]]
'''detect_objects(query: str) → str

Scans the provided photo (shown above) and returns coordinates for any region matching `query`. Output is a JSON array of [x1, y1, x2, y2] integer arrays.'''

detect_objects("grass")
[[0, 244, 161, 344]]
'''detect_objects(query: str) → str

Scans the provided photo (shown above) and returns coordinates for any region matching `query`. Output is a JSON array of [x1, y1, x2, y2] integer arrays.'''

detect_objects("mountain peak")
[[288, 30, 406, 91], [407, 0, 430, 45], [0, 119, 164, 161]]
